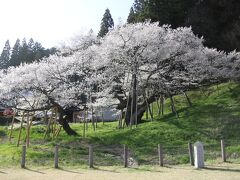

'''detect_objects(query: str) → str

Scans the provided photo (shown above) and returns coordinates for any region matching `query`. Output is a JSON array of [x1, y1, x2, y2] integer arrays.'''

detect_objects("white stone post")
[[194, 141, 204, 168]]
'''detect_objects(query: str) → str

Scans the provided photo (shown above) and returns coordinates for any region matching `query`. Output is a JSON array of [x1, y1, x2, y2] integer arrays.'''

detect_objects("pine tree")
[[127, 0, 196, 28], [33, 41, 45, 60], [127, 7, 136, 23], [9, 39, 21, 67], [98, 8, 114, 37], [19, 38, 28, 64], [0, 40, 11, 69], [27, 38, 35, 63], [186, 0, 240, 51]]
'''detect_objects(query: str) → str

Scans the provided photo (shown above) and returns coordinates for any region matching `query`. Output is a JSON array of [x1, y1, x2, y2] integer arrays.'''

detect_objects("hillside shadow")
[[161, 101, 240, 138]]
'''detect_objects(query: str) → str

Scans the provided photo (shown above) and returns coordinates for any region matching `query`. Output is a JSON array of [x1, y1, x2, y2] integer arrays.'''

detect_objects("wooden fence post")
[[158, 144, 163, 166], [9, 113, 15, 142], [54, 146, 59, 168], [89, 145, 93, 168], [221, 139, 226, 162], [124, 145, 128, 168], [21, 145, 26, 168], [188, 142, 194, 166]]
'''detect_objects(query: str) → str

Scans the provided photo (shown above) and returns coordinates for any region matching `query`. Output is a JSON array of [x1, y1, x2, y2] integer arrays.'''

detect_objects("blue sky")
[[0, 0, 134, 49]]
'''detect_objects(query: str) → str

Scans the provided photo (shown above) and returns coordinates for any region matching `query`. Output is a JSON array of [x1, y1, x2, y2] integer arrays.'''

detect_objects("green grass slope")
[[0, 82, 240, 167]]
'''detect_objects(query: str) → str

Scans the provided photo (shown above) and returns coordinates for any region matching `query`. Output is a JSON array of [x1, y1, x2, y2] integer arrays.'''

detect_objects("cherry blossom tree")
[[94, 22, 240, 125], [0, 22, 239, 134], [0, 48, 97, 135]]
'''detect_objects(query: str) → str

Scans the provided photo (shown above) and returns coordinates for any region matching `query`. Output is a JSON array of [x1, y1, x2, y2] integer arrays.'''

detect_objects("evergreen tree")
[[8, 38, 57, 67], [127, 0, 240, 51], [127, 7, 136, 23], [33, 41, 45, 60], [127, 0, 196, 28], [9, 39, 21, 67], [186, 0, 240, 51], [98, 8, 114, 37], [27, 38, 35, 63], [0, 40, 11, 69], [19, 38, 28, 64]]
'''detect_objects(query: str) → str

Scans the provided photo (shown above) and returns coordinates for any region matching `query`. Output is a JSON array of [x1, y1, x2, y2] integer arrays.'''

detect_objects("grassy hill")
[[0, 82, 240, 167]]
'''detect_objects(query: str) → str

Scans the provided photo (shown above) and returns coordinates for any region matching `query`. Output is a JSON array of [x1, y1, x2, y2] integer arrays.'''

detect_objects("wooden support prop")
[[160, 95, 164, 116], [101, 108, 104, 124], [123, 90, 131, 128], [91, 106, 95, 131], [54, 126, 62, 138], [50, 109, 54, 135], [135, 88, 138, 128], [221, 139, 226, 162], [89, 145, 93, 168], [124, 145, 128, 168], [83, 110, 86, 138], [151, 102, 154, 118], [169, 95, 179, 118], [21, 145, 26, 168], [86, 109, 89, 131], [158, 144, 163, 167], [44, 110, 52, 139], [44, 110, 48, 123], [9, 113, 16, 142], [130, 94, 133, 129], [25, 112, 30, 147], [54, 145, 59, 168], [17, 112, 25, 147], [156, 97, 161, 117], [120, 109, 123, 128], [95, 112, 98, 129], [52, 108, 58, 136], [188, 142, 194, 166], [146, 106, 149, 120], [118, 111, 123, 129], [28, 112, 35, 129], [183, 92, 192, 107], [144, 95, 153, 121]]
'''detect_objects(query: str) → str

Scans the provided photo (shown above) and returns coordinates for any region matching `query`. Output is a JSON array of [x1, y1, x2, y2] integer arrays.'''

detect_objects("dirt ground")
[[0, 163, 240, 180]]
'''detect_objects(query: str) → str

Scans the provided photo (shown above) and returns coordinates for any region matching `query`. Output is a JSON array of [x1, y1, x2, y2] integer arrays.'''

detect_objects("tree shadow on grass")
[[56, 167, 82, 174], [24, 167, 45, 174], [92, 166, 120, 173], [204, 166, 240, 173], [129, 167, 162, 173]]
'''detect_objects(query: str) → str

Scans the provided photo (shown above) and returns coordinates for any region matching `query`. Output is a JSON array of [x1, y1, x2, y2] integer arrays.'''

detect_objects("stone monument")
[[194, 141, 204, 168]]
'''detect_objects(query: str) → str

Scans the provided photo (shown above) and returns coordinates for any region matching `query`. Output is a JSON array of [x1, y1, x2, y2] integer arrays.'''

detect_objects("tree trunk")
[[43, 93, 77, 136], [58, 107, 78, 136], [183, 92, 192, 107], [65, 109, 74, 122], [169, 95, 179, 118], [125, 97, 132, 126], [131, 72, 137, 127], [125, 95, 156, 126]]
